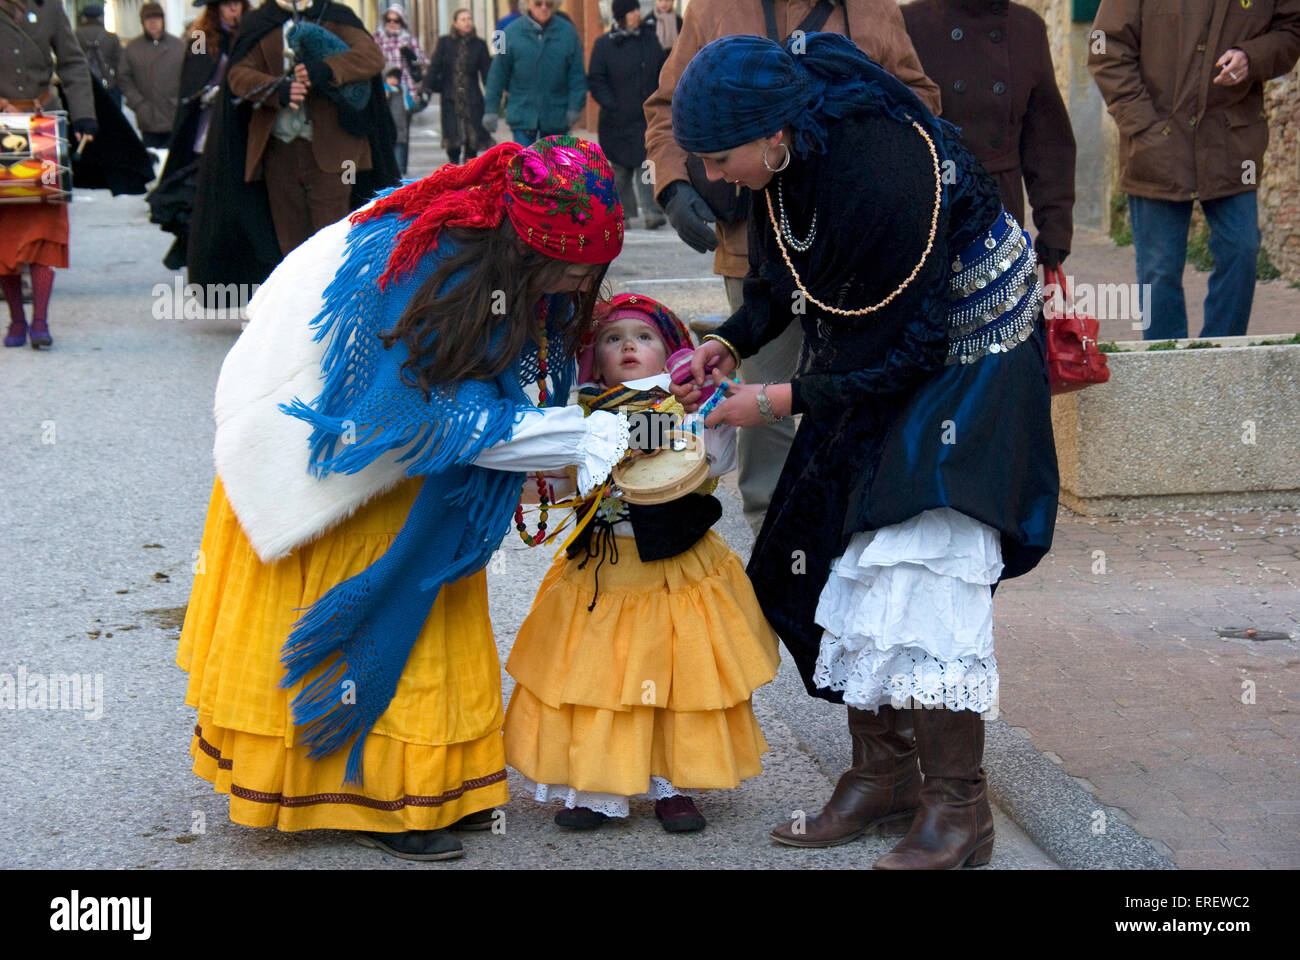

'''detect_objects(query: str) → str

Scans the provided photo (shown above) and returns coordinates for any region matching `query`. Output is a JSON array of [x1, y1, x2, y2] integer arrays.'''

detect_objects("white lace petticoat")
[[520, 774, 689, 819], [812, 507, 1004, 713]]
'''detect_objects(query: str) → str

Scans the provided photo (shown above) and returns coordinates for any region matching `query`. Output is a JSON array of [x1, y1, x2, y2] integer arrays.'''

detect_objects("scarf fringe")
[[281, 393, 526, 479]]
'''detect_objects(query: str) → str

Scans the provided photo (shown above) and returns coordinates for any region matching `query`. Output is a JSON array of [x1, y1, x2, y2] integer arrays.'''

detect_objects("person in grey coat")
[[119, 1, 184, 148], [75, 3, 122, 107]]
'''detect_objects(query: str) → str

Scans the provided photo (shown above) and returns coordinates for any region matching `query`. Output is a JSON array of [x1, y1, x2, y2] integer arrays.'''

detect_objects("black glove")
[[661, 181, 718, 254], [304, 59, 334, 89], [626, 411, 678, 452], [1037, 247, 1067, 271], [72, 117, 99, 138], [400, 47, 423, 83]]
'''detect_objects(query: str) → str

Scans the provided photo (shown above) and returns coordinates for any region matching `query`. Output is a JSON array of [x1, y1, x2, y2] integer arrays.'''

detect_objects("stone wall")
[[1261, 66, 1300, 283]]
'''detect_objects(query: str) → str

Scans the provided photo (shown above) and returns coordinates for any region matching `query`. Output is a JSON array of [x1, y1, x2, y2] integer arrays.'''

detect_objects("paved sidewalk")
[[993, 507, 1300, 868]]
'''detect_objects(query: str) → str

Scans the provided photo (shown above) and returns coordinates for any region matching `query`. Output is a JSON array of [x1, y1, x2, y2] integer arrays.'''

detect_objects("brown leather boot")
[[872, 707, 994, 870], [770, 705, 920, 847]]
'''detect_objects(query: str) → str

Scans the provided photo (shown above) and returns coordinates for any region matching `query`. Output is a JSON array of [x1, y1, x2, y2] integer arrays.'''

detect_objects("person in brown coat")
[[902, 0, 1075, 272], [643, 0, 941, 538], [227, 0, 386, 256], [119, 2, 185, 148], [1089, 0, 1300, 339]]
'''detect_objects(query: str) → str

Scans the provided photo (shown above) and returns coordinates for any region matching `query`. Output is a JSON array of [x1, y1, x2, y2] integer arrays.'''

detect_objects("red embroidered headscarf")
[[353, 136, 624, 288]]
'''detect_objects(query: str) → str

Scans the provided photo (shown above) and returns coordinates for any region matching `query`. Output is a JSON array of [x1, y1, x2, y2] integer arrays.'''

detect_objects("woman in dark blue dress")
[[670, 33, 1059, 870]]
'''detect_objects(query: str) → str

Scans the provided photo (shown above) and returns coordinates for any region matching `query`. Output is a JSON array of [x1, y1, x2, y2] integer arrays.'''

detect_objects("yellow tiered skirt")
[[176, 477, 510, 832], [504, 531, 780, 797]]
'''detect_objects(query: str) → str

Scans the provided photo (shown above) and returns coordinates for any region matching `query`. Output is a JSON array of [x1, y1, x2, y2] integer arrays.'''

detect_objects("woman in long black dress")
[[671, 33, 1059, 870], [587, 0, 666, 228], [147, 0, 248, 269], [424, 8, 492, 165]]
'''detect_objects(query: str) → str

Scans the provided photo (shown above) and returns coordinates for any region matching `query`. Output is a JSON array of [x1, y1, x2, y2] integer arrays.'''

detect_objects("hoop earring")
[[763, 142, 791, 173]]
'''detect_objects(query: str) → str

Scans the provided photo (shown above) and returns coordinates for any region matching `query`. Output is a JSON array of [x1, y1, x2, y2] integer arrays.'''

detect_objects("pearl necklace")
[[764, 120, 943, 317], [776, 181, 816, 252]]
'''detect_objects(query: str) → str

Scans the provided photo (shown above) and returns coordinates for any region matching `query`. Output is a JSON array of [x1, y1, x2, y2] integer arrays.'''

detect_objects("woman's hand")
[[669, 342, 735, 411], [704, 382, 792, 429]]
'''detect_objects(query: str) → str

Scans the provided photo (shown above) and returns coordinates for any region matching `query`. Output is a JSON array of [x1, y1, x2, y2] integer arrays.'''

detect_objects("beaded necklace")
[[776, 181, 817, 252], [515, 307, 552, 546], [764, 120, 942, 317]]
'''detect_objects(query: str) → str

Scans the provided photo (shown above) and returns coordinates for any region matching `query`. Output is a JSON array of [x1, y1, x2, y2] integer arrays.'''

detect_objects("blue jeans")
[[1129, 192, 1260, 339], [512, 128, 567, 147]]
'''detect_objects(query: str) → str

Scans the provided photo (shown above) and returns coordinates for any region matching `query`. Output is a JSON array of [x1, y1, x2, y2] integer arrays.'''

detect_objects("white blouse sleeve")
[[472, 406, 630, 497]]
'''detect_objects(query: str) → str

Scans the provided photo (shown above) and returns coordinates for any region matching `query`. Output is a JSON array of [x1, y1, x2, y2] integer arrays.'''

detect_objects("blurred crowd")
[[3, 0, 1297, 352]]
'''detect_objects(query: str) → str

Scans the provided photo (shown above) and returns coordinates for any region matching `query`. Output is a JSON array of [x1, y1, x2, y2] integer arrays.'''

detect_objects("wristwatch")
[[756, 383, 785, 424]]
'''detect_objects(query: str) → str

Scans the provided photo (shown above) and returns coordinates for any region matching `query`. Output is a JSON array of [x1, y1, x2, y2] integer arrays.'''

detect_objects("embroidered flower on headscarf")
[[518, 150, 550, 186], [550, 146, 587, 170]]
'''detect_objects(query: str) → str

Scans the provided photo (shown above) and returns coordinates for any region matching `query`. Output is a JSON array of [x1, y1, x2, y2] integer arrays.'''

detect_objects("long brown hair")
[[380, 220, 609, 399], [189, 0, 249, 58]]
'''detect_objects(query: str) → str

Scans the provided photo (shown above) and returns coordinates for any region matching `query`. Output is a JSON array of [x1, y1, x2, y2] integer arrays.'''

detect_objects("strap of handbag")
[[687, 0, 839, 223]]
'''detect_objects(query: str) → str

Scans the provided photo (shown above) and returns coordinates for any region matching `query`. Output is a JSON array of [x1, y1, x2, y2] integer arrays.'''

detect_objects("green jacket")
[[483, 13, 586, 135]]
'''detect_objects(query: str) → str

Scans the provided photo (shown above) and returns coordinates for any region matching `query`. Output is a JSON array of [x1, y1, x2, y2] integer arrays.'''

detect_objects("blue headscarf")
[[672, 32, 953, 161]]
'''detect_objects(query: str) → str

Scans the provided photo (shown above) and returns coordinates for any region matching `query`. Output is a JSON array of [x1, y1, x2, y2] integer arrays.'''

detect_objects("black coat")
[[586, 23, 665, 169], [715, 105, 1056, 701], [59, 79, 154, 195], [424, 33, 491, 148], [147, 27, 237, 268]]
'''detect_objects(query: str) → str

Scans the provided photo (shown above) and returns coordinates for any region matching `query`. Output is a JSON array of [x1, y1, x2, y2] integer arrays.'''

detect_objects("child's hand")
[[670, 367, 728, 413]]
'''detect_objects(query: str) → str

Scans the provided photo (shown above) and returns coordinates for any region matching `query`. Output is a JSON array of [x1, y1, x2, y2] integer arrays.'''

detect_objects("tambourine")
[[611, 430, 709, 505], [0, 112, 72, 204]]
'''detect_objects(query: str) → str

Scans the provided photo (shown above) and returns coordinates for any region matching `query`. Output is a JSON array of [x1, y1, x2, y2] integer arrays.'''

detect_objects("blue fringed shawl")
[[277, 200, 573, 784]]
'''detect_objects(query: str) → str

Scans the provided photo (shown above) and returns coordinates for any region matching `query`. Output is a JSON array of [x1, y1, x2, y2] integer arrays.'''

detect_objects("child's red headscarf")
[[578, 293, 694, 384]]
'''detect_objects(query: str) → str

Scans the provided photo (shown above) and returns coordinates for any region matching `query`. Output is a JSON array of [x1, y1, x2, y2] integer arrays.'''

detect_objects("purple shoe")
[[29, 318, 51, 349], [4, 320, 25, 348]]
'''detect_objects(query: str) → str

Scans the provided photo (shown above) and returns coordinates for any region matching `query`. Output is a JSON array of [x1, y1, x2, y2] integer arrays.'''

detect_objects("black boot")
[[353, 829, 464, 861]]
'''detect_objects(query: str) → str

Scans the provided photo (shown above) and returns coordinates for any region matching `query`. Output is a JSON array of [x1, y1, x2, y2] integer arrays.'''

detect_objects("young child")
[[503, 293, 781, 832], [383, 66, 414, 174]]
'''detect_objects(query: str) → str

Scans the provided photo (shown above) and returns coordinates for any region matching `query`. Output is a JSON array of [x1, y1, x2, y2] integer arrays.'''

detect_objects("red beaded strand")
[[516, 306, 552, 545]]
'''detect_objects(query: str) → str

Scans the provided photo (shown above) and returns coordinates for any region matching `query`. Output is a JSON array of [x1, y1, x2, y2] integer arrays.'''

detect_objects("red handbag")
[[1043, 266, 1110, 394]]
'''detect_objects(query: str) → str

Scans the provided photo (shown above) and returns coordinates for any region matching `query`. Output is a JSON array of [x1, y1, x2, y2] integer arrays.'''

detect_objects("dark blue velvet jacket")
[[715, 110, 1059, 701]]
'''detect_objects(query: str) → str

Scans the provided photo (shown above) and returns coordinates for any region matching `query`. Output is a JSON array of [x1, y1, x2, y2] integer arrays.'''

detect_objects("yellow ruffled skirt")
[[177, 477, 509, 832], [504, 531, 780, 798]]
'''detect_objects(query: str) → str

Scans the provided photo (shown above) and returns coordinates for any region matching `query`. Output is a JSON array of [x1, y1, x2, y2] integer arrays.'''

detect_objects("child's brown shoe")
[[654, 796, 706, 833]]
